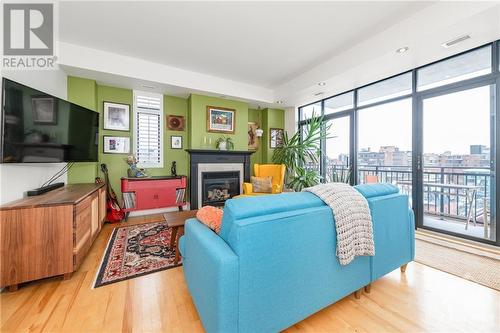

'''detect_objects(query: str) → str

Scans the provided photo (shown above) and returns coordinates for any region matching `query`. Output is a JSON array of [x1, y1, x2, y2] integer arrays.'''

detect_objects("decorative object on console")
[[216, 136, 234, 150], [269, 128, 284, 148], [248, 122, 258, 150], [171, 135, 182, 149], [167, 115, 185, 131], [32, 96, 57, 124], [207, 106, 235, 133], [124, 155, 148, 178], [171, 161, 177, 176], [103, 101, 130, 131], [103, 135, 130, 154]]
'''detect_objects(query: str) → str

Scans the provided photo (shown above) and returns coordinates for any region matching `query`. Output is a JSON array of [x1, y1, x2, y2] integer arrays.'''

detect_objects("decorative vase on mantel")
[[218, 141, 227, 150]]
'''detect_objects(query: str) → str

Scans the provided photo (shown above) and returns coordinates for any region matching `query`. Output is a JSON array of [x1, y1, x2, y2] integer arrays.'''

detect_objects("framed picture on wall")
[[270, 128, 284, 148], [32, 96, 57, 125], [248, 122, 258, 150], [103, 101, 130, 131], [103, 136, 130, 154], [207, 106, 235, 134], [171, 135, 183, 149]]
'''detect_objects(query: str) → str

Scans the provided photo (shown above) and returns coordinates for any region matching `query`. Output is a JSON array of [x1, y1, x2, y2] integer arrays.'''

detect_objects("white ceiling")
[[57, 1, 500, 108]]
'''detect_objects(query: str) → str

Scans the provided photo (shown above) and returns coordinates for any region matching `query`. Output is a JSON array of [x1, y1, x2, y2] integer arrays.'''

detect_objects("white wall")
[[284, 107, 297, 137], [0, 69, 68, 205]]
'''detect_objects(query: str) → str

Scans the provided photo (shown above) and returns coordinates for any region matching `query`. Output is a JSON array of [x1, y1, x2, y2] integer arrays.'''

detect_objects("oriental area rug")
[[94, 221, 179, 288]]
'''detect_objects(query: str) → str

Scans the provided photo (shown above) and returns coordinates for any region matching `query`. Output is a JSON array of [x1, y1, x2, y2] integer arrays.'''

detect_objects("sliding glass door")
[[298, 40, 500, 246], [417, 84, 496, 242], [324, 115, 352, 182]]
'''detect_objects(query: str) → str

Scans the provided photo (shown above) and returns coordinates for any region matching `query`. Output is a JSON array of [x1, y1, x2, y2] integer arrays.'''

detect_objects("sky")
[[325, 85, 491, 158]]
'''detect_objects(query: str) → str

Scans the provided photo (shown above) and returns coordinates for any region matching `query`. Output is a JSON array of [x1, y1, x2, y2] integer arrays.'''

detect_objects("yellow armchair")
[[243, 164, 286, 196]]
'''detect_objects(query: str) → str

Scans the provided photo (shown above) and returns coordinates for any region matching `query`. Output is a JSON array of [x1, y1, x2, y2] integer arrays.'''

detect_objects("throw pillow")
[[196, 206, 223, 234], [251, 176, 272, 193]]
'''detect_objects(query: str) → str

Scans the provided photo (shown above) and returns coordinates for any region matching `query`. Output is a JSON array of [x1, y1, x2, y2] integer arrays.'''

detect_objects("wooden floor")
[[1, 215, 499, 333]]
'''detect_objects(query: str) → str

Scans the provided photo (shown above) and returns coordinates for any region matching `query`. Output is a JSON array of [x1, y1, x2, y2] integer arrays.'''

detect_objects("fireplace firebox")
[[201, 171, 240, 207]]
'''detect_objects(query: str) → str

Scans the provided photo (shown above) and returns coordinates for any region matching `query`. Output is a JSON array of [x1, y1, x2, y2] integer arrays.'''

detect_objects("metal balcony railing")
[[322, 164, 492, 223]]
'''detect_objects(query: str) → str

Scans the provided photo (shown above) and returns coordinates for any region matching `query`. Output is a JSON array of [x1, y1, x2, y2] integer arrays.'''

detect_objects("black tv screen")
[[1, 78, 99, 163]]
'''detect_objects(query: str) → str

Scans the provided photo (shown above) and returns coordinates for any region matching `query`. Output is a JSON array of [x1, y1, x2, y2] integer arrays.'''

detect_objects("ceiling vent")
[[441, 35, 471, 48]]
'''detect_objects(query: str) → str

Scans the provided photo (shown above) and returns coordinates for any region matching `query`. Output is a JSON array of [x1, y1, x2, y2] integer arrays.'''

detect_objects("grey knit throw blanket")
[[303, 183, 375, 265]]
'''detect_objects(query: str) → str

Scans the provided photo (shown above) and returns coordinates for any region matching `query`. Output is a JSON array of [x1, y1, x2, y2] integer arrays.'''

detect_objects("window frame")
[[298, 39, 500, 246], [133, 90, 164, 169]]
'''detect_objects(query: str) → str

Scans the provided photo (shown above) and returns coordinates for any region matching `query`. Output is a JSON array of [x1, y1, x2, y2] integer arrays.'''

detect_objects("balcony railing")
[[324, 164, 492, 224]]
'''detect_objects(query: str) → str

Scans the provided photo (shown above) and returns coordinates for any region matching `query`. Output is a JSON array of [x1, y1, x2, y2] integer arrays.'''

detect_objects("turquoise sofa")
[[179, 184, 415, 333]]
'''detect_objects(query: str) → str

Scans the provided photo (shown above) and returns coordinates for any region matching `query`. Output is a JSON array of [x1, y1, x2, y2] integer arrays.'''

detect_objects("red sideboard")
[[121, 176, 187, 219]]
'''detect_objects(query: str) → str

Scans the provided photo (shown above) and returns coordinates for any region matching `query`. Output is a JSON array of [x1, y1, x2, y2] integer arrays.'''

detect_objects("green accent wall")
[[262, 108, 285, 163], [188, 94, 248, 150], [66, 76, 284, 203], [163, 95, 189, 179], [96, 85, 134, 200]]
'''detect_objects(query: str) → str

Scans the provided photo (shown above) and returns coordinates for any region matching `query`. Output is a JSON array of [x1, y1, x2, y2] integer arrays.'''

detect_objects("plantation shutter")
[[134, 92, 163, 167]]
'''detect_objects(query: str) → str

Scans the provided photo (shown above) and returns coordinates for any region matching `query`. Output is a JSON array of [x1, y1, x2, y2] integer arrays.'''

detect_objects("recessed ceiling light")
[[396, 47, 409, 54], [318, 82, 326, 86], [276, 100, 284, 104], [314, 92, 324, 96], [141, 83, 156, 89], [441, 34, 471, 48]]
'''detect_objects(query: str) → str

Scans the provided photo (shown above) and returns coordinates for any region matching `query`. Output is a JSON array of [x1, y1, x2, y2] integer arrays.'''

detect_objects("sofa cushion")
[[354, 183, 399, 198], [196, 206, 223, 233], [219, 192, 325, 241], [251, 176, 273, 193]]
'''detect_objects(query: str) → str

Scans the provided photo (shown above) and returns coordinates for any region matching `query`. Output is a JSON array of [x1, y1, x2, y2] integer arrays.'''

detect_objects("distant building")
[[470, 145, 487, 154]]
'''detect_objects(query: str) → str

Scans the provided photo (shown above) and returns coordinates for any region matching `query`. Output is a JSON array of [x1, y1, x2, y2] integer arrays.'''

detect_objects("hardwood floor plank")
[[1, 214, 498, 333]]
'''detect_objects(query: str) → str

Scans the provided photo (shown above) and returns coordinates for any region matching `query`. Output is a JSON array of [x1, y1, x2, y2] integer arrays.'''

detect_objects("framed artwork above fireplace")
[[207, 106, 235, 134]]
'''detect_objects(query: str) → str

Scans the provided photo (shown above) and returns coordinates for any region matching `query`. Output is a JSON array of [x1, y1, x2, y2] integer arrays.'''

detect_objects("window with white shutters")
[[133, 91, 163, 168]]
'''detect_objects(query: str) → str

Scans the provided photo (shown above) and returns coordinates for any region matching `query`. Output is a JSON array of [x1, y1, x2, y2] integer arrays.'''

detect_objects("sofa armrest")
[[182, 219, 239, 333], [243, 182, 253, 194]]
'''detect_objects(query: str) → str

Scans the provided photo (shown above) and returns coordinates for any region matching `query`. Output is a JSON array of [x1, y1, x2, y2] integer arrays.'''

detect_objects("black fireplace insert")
[[201, 171, 240, 207]]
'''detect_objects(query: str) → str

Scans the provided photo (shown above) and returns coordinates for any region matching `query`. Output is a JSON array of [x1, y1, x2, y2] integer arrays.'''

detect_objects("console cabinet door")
[[98, 188, 106, 224], [74, 197, 92, 270], [0, 206, 73, 287]]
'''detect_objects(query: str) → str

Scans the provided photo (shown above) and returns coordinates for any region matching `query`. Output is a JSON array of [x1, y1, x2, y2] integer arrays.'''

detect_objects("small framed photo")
[[32, 96, 57, 125], [103, 101, 130, 131], [103, 136, 130, 154], [171, 135, 183, 149], [207, 106, 235, 134], [270, 128, 284, 149], [167, 115, 185, 131]]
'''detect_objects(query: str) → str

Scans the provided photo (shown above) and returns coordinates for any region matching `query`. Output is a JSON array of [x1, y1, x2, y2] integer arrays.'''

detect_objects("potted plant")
[[272, 114, 331, 191], [216, 136, 234, 150]]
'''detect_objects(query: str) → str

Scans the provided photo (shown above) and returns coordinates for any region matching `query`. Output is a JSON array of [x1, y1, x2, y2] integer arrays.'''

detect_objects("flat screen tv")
[[1, 78, 99, 163]]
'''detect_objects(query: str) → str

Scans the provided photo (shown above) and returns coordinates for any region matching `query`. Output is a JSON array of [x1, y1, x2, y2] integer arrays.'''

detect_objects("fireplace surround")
[[187, 149, 253, 209]]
